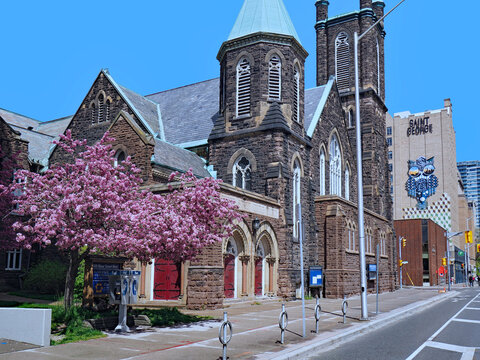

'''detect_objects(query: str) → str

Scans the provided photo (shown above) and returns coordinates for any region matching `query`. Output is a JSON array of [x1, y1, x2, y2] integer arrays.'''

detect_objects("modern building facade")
[[457, 161, 480, 229], [394, 219, 447, 286], [1, 0, 398, 308]]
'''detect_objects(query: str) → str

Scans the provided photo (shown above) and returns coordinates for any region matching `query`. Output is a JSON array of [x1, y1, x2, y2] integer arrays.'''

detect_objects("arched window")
[[268, 55, 281, 101], [345, 167, 350, 201], [232, 156, 252, 190], [106, 99, 111, 122], [236, 58, 251, 117], [347, 221, 357, 251], [98, 94, 105, 123], [348, 109, 355, 128], [335, 32, 350, 91], [114, 150, 126, 167], [292, 159, 301, 239], [376, 38, 381, 95], [293, 66, 300, 123], [319, 150, 326, 195], [329, 135, 342, 196], [90, 103, 96, 124]]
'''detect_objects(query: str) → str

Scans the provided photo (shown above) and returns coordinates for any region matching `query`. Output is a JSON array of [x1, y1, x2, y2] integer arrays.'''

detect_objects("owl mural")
[[405, 156, 438, 209]]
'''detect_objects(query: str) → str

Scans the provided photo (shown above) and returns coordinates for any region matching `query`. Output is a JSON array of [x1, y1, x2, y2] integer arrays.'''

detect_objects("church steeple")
[[227, 0, 301, 44]]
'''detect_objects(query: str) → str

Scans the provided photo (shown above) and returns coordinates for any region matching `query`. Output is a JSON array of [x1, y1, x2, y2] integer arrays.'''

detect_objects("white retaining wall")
[[0, 308, 51, 346]]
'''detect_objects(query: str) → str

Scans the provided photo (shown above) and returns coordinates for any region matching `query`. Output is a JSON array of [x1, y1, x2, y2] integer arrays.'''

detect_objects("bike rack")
[[278, 303, 288, 344], [342, 296, 348, 324], [218, 311, 233, 360], [314, 297, 321, 333]]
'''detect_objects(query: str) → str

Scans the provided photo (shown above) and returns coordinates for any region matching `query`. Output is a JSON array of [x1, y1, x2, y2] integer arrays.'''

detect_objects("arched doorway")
[[255, 236, 273, 296], [224, 238, 239, 298]]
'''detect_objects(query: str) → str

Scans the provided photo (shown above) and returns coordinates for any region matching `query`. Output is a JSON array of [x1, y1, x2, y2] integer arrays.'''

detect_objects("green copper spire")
[[228, 0, 301, 44]]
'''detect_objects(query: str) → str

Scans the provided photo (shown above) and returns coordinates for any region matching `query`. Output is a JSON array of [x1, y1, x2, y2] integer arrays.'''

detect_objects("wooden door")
[[224, 254, 235, 298], [255, 258, 263, 296], [153, 259, 181, 300]]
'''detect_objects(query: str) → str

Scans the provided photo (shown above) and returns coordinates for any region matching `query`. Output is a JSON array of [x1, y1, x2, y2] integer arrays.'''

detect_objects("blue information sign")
[[93, 263, 121, 296], [309, 266, 323, 287]]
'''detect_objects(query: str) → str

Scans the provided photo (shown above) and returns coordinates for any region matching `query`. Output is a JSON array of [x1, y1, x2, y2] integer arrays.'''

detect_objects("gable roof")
[[102, 70, 161, 138], [8, 124, 54, 165], [146, 78, 219, 147], [228, 0, 301, 44]]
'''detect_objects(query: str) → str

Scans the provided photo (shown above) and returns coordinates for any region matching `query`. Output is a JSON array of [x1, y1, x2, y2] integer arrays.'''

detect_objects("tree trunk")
[[64, 249, 80, 309]]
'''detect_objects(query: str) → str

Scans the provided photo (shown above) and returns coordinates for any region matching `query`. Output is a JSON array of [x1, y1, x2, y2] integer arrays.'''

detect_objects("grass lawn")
[[8, 291, 59, 302]]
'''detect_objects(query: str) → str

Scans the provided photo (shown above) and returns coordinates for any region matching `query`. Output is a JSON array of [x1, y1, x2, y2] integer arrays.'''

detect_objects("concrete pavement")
[[0, 287, 460, 359]]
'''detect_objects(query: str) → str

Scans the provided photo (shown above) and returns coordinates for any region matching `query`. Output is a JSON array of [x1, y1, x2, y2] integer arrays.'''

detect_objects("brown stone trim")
[[188, 266, 224, 270], [315, 195, 389, 222]]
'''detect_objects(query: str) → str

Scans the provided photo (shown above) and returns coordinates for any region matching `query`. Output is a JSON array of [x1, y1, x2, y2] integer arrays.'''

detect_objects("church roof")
[[228, 0, 301, 44], [153, 138, 211, 178], [146, 78, 219, 147]]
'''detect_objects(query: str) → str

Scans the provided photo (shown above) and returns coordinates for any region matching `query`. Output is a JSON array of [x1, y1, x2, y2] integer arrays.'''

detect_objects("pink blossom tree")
[[10, 131, 242, 308]]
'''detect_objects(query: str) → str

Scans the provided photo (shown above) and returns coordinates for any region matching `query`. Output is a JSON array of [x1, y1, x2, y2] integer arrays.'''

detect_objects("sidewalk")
[[0, 287, 459, 360]]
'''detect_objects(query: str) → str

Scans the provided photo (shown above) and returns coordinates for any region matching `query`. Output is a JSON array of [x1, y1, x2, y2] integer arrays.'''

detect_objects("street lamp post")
[[466, 216, 473, 283], [354, 0, 407, 320]]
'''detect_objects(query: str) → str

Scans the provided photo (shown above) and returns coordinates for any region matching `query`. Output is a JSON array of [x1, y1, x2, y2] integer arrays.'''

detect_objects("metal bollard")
[[342, 296, 348, 324], [278, 303, 288, 344], [314, 297, 321, 334], [218, 311, 233, 360]]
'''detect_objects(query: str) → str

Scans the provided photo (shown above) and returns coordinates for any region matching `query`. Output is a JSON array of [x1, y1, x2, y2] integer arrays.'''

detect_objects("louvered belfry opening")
[[268, 55, 281, 101], [335, 32, 350, 91], [105, 99, 111, 122], [98, 94, 105, 122], [236, 58, 251, 117], [293, 66, 300, 122]]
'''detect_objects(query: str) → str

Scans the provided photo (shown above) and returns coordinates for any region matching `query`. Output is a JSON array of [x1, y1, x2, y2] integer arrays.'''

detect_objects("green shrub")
[[23, 259, 67, 295]]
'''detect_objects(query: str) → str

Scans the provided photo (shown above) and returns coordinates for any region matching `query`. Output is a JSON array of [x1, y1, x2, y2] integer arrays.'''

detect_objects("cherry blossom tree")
[[10, 131, 242, 308]]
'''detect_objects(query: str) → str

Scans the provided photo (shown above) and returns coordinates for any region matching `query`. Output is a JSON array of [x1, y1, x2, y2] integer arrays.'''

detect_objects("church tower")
[[315, 0, 391, 219], [209, 0, 310, 298]]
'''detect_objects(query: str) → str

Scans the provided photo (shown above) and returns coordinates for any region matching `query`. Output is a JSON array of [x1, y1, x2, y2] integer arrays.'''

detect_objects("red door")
[[224, 254, 235, 298], [255, 258, 263, 296], [154, 259, 181, 300]]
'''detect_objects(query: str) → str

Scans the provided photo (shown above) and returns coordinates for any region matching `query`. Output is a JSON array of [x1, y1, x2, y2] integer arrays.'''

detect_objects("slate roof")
[[118, 85, 161, 137], [0, 108, 40, 129], [146, 78, 219, 146], [153, 138, 211, 178], [36, 116, 72, 137], [228, 0, 301, 44], [304, 86, 327, 134], [8, 124, 54, 165]]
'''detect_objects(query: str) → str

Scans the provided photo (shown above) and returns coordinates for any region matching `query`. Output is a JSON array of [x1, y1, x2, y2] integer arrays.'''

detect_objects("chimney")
[[360, 0, 373, 9], [316, 0, 329, 22]]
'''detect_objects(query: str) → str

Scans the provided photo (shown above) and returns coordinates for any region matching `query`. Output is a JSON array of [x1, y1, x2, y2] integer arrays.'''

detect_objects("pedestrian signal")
[[461, 263, 464, 269], [465, 231, 473, 244], [442, 258, 447, 266]]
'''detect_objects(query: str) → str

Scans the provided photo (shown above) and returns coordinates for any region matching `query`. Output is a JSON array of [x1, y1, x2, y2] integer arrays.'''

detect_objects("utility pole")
[[354, 0, 407, 321]]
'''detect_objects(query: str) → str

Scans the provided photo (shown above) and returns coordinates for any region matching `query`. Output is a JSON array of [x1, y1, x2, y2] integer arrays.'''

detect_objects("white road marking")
[[405, 293, 480, 360], [452, 318, 480, 324], [464, 307, 480, 310]]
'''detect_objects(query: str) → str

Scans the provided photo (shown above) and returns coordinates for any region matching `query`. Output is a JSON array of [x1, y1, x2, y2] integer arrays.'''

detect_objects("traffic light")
[[442, 257, 447, 266], [477, 244, 480, 253], [402, 238, 407, 247], [465, 231, 473, 244], [461, 263, 464, 269], [399, 259, 403, 267]]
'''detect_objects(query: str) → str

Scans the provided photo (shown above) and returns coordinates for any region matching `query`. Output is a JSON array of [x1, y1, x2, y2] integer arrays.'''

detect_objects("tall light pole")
[[466, 216, 473, 283], [354, 0, 407, 320]]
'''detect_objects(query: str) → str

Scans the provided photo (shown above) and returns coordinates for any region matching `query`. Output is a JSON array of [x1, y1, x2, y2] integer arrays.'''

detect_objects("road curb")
[[257, 290, 459, 360]]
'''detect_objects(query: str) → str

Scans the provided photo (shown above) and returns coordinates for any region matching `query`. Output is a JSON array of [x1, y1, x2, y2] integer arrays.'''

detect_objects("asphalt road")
[[308, 288, 480, 360]]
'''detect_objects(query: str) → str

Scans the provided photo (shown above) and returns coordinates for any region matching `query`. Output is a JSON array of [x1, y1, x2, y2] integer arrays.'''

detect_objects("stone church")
[[0, 0, 397, 308]]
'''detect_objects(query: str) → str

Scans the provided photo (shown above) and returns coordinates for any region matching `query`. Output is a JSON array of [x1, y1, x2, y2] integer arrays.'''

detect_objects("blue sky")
[[0, 0, 478, 162]]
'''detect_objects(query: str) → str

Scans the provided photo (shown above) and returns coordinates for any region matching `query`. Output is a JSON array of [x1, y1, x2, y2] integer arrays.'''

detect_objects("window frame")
[[236, 57, 251, 118], [5, 249, 22, 271]]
